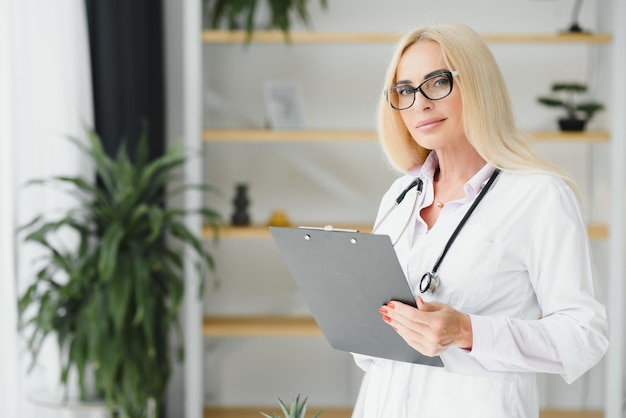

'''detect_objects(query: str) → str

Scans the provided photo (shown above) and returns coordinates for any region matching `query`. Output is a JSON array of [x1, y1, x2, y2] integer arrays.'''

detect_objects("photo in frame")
[[263, 80, 306, 130]]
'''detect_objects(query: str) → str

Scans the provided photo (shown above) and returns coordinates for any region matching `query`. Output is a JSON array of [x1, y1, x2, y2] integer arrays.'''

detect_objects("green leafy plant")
[[260, 394, 321, 418], [537, 82, 604, 123], [17, 130, 221, 418], [204, 0, 328, 43]]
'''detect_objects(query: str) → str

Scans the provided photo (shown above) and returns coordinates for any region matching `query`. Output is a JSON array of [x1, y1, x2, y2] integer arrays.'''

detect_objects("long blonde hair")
[[378, 23, 576, 190]]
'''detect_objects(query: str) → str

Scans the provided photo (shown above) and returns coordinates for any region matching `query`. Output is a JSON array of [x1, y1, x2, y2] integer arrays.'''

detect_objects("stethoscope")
[[372, 169, 501, 295]]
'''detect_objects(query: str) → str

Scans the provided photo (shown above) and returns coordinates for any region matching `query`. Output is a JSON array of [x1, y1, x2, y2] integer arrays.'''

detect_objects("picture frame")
[[263, 80, 306, 130]]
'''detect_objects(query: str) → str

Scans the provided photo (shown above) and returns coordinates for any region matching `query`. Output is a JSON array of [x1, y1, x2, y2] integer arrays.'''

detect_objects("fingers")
[[380, 301, 429, 332], [379, 298, 440, 325], [379, 301, 438, 355], [379, 299, 472, 356]]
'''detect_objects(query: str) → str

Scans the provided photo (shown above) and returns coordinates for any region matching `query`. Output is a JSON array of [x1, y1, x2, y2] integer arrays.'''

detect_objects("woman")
[[352, 23, 609, 418]]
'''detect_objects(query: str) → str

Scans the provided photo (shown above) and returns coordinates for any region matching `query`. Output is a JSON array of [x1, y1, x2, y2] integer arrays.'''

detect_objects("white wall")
[[165, 0, 618, 415]]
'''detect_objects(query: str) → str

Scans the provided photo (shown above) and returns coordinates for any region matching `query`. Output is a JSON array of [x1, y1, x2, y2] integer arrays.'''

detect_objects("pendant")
[[435, 201, 444, 208]]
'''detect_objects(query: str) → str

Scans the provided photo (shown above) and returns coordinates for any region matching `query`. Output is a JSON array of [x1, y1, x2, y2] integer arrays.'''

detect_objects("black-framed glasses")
[[387, 71, 459, 110]]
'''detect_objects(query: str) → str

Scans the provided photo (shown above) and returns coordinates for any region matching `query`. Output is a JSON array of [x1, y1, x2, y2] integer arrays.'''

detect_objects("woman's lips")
[[416, 117, 445, 129]]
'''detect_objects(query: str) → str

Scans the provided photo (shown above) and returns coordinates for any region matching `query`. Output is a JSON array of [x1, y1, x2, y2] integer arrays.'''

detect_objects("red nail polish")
[[382, 315, 391, 323], [379, 307, 388, 315], [387, 302, 395, 309]]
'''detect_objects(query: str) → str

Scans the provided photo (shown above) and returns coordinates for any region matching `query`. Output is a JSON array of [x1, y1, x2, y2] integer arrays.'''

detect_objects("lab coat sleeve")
[[352, 352, 376, 372], [468, 177, 608, 383]]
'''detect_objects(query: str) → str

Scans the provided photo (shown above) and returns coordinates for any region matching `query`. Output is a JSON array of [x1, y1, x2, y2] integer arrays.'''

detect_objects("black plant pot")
[[558, 118, 587, 132]]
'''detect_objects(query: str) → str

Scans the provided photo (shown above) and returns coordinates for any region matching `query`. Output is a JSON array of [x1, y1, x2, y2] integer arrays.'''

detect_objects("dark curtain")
[[85, 0, 165, 162], [84, 1, 168, 417]]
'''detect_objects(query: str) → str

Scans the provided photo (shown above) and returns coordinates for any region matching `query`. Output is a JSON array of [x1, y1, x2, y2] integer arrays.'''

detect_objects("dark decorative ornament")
[[231, 183, 251, 226]]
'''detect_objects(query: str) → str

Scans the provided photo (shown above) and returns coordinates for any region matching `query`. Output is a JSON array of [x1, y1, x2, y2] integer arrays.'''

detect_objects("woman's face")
[[394, 40, 465, 151]]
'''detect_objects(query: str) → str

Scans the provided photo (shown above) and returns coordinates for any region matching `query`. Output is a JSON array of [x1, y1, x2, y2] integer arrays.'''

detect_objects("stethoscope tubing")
[[430, 169, 500, 275], [420, 168, 501, 294], [371, 177, 424, 245], [372, 168, 501, 295]]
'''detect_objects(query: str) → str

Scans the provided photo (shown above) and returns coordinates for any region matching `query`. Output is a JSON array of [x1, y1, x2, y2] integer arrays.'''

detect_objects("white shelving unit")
[[178, 2, 626, 417], [182, 0, 204, 417], [605, 2, 626, 418]]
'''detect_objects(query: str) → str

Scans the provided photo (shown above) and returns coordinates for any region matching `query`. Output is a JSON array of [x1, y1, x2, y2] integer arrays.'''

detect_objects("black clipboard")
[[270, 226, 443, 367]]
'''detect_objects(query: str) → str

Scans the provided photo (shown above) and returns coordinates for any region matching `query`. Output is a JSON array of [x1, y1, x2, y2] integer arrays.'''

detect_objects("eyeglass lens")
[[388, 72, 454, 110]]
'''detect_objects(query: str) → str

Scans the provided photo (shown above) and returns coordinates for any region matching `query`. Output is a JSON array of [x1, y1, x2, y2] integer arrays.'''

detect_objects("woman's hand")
[[379, 297, 473, 356]]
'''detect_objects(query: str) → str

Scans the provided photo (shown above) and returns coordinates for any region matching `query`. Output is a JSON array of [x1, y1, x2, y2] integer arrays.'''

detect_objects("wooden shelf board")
[[203, 407, 599, 418], [205, 224, 272, 239], [531, 131, 610, 142], [484, 33, 611, 43], [204, 224, 372, 239], [202, 30, 611, 44], [202, 30, 402, 43], [203, 129, 609, 143], [203, 129, 376, 142], [539, 410, 602, 418], [203, 315, 322, 337], [204, 406, 351, 418], [204, 223, 605, 240]]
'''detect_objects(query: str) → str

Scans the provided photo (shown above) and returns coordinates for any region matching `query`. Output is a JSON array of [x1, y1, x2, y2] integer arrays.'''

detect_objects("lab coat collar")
[[411, 152, 497, 201]]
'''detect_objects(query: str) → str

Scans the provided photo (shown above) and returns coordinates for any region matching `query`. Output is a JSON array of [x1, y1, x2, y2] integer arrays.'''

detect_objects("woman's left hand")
[[379, 297, 473, 356]]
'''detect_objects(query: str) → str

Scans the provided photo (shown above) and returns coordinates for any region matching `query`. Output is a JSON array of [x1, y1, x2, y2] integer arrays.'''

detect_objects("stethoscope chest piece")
[[419, 272, 440, 294]]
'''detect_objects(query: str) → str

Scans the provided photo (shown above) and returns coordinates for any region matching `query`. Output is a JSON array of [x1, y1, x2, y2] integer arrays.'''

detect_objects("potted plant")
[[260, 394, 321, 418], [204, 0, 328, 43], [537, 82, 604, 132], [17, 130, 221, 418]]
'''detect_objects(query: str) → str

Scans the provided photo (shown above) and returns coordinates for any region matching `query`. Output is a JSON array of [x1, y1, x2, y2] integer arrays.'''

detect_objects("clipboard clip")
[[298, 225, 359, 233]]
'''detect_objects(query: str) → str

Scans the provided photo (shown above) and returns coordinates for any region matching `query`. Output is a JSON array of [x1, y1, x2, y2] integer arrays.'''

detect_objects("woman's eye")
[[433, 76, 450, 87], [396, 86, 415, 96]]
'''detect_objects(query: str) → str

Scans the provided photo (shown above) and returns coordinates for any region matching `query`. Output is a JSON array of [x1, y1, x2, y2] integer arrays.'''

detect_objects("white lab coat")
[[352, 154, 608, 418]]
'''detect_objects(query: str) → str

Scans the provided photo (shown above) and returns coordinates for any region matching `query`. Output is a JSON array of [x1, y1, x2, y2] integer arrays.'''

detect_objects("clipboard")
[[269, 226, 443, 367]]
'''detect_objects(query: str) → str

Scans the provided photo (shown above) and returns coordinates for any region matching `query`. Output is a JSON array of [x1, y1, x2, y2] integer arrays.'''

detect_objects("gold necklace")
[[434, 189, 461, 208], [433, 167, 461, 209]]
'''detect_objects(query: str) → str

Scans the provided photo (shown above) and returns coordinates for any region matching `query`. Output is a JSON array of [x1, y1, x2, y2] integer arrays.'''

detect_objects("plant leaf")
[[17, 128, 221, 418], [98, 222, 125, 281]]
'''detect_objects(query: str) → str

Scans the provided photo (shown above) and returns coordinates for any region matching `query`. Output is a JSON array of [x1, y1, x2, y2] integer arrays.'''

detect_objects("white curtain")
[[0, 0, 19, 417], [1, 1, 93, 416]]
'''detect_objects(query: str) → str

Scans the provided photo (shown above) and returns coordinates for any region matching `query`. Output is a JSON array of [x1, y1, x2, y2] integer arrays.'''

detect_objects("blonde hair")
[[378, 23, 576, 190]]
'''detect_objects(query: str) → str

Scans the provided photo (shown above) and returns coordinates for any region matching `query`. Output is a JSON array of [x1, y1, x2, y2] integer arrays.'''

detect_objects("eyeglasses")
[[387, 71, 459, 110]]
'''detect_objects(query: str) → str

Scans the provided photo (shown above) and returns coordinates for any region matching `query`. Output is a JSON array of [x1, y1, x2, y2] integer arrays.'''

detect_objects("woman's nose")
[[412, 91, 432, 111]]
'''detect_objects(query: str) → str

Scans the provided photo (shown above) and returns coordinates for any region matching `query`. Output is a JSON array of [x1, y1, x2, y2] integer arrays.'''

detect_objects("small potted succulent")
[[537, 82, 604, 132], [260, 394, 321, 418]]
